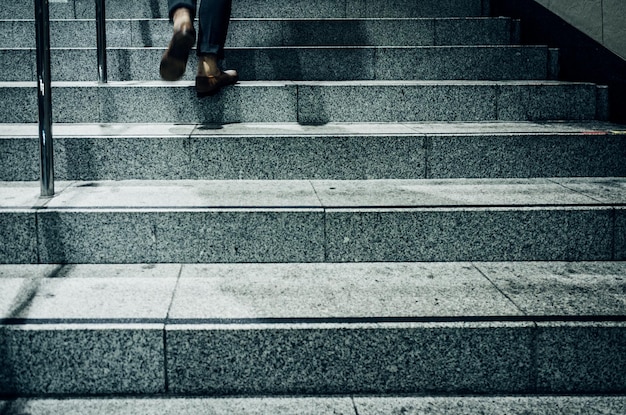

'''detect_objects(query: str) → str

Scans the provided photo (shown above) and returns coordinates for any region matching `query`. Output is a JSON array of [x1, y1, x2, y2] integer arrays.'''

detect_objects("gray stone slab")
[[136, 18, 433, 48], [51, 122, 197, 137], [0, 82, 37, 124], [0, 20, 33, 49], [404, 120, 625, 135], [45, 180, 320, 208], [37, 210, 159, 263], [0, 324, 165, 395], [54, 136, 190, 180], [0, 265, 60, 319], [0, 81, 264, 124], [0, 278, 28, 319], [1, 264, 179, 320], [170, 263, 520, 319], [0, 20, 130, 48], [434, 17, 513, 45], [281, 19, 435, 47], [0, 49, 33, 82], [227, 19, 283, 48], [188, 134, 426, 179], [50, 20, 95, 48], [0, 211, 38, 264], [0, 397, 356, 415], [1, 124, 198, 181], [50, 48, 96, 82], [536, 322, 626, 393], [474, 262, 626, 316], [0, 182, 44, 208], [106, 47, 166, 82], [224, 47, 376, 81], [0, 0, 74, 19], [166, 322, 534, 394], [98, 82, 297, 123], [231, 0, 347, 18], [0, 17, 514, 49], [325, 207, 614, 262], [428, 133, 626, 178], [297, 82, 497, 123], [190, 121, 419, 136], [0, 81, 603, 123], [4, 0, 483, 19], [497, 82, 598, 121], [156, 210, 325, 263], [74, 0, 169, 19], [312, 179, 598, 207], [0, 137, 39, 181], [552, 177, 626, 204], [4, 45, 550, 82], [355, 0, 482, 18], [375, 47, 548, 81], [355, 396, 626, 415], [52, 83, 100, 123], [617, 208, 626, 261], [130, 19, 170, 48]]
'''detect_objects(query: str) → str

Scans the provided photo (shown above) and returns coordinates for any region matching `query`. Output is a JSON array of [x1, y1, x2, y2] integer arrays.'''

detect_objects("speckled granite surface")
[[0, 261, 624, 395], [2, 178, 626, 263], [0, 81, 604, 123]]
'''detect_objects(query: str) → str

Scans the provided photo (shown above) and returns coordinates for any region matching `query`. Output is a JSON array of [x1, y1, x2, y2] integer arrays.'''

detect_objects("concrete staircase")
[[1, 0, 625, 411]]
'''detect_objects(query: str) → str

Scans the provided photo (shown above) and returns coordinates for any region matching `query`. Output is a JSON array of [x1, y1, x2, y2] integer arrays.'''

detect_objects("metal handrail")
[[96, 0, 107, 83], [34, 0, 108, 197], [34, 0, 54, 197]]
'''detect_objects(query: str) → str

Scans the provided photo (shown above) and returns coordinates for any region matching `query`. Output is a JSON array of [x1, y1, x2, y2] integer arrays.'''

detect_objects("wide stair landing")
[[1, 0, 625, 412]]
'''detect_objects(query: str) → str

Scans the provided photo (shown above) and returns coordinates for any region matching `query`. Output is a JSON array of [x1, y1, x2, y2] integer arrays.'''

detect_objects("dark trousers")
[[168, 0, 232, 58]]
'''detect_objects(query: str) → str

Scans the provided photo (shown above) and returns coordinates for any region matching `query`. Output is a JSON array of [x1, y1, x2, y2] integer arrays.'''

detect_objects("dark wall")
[[490, 0, 626, 124]]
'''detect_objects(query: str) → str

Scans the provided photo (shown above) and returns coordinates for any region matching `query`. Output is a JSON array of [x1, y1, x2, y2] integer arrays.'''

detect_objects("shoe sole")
[[159, 31, 195, 81]]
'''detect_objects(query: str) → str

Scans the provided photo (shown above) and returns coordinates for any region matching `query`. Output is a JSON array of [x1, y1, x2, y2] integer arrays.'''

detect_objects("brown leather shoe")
[[195, 70, 239, 97], [159, 25, 196, 81]]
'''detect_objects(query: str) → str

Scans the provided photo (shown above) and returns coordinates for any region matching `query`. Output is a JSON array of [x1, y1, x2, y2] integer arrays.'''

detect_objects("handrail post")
[[34, 0, 54, 197], [96, 0, 107, 83]]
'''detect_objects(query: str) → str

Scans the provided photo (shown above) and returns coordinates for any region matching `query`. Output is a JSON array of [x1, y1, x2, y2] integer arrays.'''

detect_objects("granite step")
[[0, 0, 487, 20], [0, 17, 517, 48], [1, 261, 625, 395], [1, 396, 625, 414], [0, 80, 606, 124], [1, 45, 552, 82], [2, 122, 626, 181], [1, 178, 625, 264]]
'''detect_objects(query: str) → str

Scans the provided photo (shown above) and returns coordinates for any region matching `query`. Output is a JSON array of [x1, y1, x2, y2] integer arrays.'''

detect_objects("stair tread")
[[0, 80, 597, 86], [2, 121, 624, 138], [0, 17, 517, 49], [1, 262, 625, 323], [2, 395, 623, 415], [2, 178, 626, 210]]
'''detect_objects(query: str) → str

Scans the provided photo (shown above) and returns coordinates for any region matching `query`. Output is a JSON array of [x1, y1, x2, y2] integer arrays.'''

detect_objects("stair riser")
[[0, 47, 549, 82], [0, 83, 602, 123], [0, 0, 485, 20], [3, 133, 626, 181], [2, 208, 622, 264], [2, 322, 624, 395], [0, 325, 165, 396], [0, 18, 514, 49]]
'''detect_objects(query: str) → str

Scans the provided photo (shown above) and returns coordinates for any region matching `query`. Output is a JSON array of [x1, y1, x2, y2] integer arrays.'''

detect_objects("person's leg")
[[194, 0, 237, 96], [160, 0, 197, 81], [168, 0, 196, 21], [196, 0, 231, 62]]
